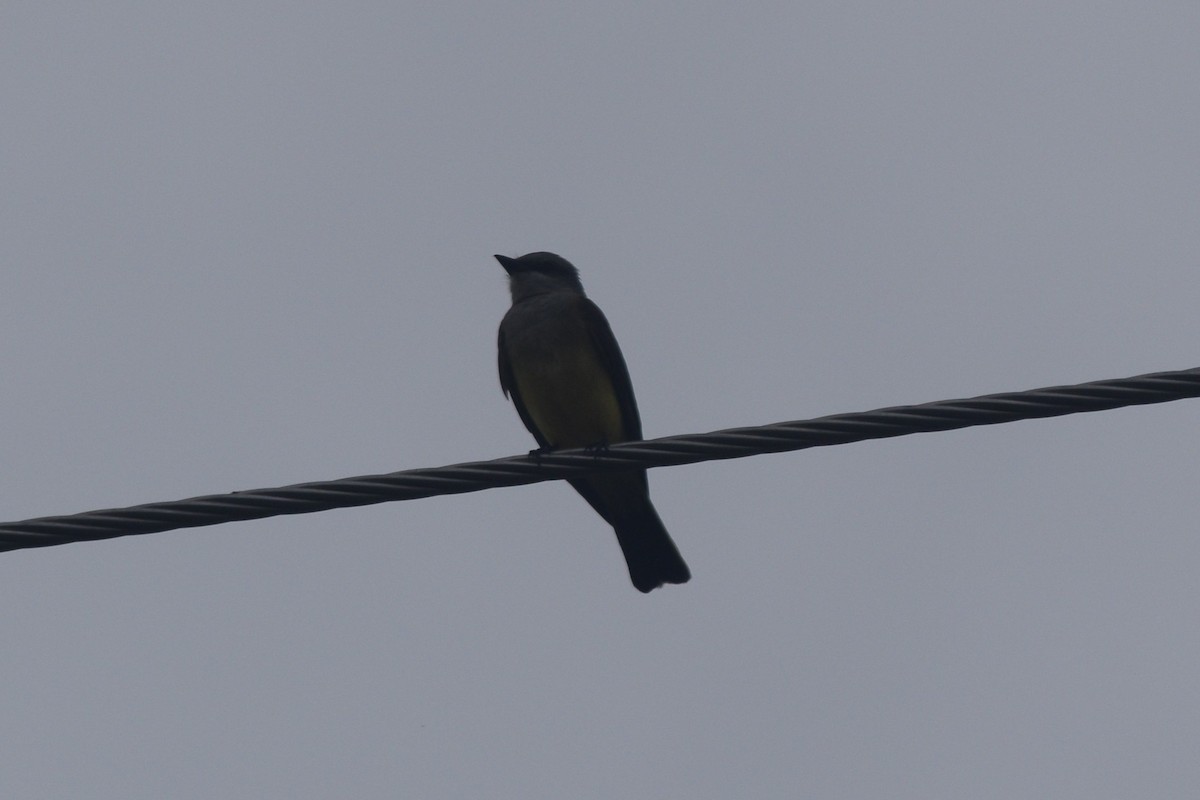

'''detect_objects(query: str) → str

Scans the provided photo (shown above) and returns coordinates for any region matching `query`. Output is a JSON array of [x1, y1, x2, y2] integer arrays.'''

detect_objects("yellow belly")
[[513, 350, 625, 448]]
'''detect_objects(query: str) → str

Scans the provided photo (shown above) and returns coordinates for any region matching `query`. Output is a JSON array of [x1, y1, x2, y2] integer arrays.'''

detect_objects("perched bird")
[[495, 252, 690, 592]]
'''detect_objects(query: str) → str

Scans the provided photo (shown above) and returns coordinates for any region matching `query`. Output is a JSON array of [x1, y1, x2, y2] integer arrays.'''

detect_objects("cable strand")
[[2, 366, 1197, 552]]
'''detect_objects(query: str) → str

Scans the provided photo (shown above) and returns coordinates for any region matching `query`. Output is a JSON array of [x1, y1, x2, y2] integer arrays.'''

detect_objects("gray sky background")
[[3, 2, 1199, 797]]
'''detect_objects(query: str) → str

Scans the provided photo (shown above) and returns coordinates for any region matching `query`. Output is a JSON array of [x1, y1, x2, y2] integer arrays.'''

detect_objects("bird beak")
[[494, 254, 516, 274]]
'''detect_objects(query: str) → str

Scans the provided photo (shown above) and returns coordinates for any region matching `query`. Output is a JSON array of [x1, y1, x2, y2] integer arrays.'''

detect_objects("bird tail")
[[568, 473, 690, 593], [612, 502, 691, 593]]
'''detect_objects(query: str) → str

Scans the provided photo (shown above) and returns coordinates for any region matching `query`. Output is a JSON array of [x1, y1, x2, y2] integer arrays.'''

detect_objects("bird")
[[495, 251, 690, 592]]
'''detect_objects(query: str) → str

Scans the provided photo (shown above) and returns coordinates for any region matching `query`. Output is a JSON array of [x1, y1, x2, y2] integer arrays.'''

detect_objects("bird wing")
[[498, 327, 552, 450], [574, 295, 643, 442]]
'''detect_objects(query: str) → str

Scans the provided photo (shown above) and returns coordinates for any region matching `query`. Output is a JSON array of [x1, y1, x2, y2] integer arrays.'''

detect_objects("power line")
[[2, 366, 1197, 553]]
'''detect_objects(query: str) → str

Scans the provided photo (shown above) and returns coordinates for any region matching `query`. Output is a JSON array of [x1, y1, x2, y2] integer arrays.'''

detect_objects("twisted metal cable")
[[2, 366, 1197, 553]]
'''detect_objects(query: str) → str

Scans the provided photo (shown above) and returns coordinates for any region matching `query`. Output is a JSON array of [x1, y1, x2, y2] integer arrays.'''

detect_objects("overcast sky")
[[3, 2, 1199, 797]]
